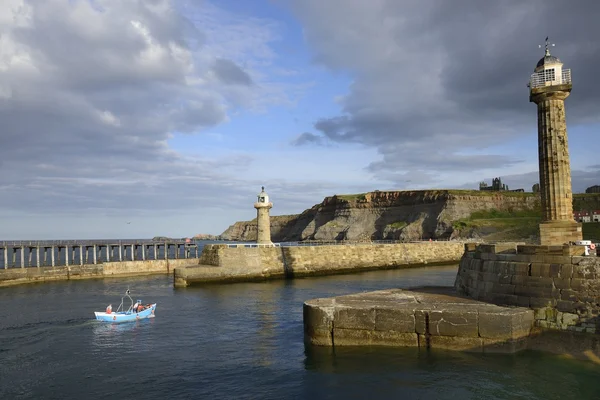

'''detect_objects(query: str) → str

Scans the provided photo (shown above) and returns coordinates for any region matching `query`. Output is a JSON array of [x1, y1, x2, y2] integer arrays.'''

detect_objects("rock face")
[[220, 190, 542, 242]]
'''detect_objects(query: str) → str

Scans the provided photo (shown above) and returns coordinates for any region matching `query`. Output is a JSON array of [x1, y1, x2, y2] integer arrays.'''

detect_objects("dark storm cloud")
[[212, 58, 253, 86], [289, 0, 600, 179]]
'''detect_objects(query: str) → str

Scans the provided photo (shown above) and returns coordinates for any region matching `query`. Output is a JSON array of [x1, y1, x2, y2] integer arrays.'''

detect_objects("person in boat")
[[106, 304, 112, 314], [137, 303, 144, 312], [132, 301, 139, 313]]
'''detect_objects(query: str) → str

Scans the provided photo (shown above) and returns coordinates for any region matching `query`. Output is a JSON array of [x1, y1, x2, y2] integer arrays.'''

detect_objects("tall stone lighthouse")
[[529, 38, 582, 245], [254, 186, 273, 245]]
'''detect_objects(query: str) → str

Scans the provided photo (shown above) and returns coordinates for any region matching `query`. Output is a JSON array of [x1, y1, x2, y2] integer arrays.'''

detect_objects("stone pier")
[[304, 287, 534, 352]]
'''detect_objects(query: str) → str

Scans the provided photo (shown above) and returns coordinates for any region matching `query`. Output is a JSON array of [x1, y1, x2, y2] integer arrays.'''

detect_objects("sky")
[[1, 0, 599, 239]]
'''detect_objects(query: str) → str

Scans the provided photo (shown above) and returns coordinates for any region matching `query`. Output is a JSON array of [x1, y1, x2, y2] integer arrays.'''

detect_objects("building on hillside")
[[573, 210, 600, 223], [574, 211, 592, 223], [479, 177, 525, 192], [586, 185, 600, 194]]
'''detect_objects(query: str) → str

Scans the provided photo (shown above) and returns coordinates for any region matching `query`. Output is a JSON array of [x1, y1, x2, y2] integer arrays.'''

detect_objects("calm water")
[[1, 266, 600, 400]]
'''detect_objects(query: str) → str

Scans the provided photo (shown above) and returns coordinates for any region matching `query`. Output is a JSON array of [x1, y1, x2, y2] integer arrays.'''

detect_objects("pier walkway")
[[0, 240, 199, 269]]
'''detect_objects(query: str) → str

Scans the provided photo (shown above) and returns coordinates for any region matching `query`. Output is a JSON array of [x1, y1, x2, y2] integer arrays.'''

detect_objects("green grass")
[[446, 190, 537, 197], [468, 208, 542, 219], [336, 193, 367, 201], [573, 194, 600, 211], [583, 222, 600, 241], [452, 207, 542, 241]]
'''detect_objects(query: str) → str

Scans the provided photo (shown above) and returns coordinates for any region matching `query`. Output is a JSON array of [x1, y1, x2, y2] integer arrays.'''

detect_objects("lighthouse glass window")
[[259, 196, 265, 203], [544, 68, 556, 82]]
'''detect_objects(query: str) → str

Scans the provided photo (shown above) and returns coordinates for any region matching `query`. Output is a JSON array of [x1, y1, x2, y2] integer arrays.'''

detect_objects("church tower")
[[529, 38, 582, 245], [254, 186, 273, 245]]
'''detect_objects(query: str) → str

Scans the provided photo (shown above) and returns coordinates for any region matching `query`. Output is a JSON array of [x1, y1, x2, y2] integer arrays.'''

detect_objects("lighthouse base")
[[539, 221, 583, 246]]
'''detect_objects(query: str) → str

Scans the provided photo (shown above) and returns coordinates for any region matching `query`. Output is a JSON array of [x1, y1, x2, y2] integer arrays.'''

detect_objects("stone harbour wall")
[[455, 243, 600, 333], [175, 242, 465, 286], [0, 259, 199, 287]]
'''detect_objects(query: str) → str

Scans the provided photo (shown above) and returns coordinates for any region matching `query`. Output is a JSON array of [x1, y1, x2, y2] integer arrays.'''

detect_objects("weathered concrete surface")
[[303, 287, 534, 353], [0, 259, 199, 287], [175, 242, 465, 287], [455, 243, 600, 333]]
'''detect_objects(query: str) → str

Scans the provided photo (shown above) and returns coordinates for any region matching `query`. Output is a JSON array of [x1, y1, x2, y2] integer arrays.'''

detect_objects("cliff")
[[220, 191, 600, 242]]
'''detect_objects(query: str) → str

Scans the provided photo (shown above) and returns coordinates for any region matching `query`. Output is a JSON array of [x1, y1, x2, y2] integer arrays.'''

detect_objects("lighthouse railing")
[[529, 69, 571, 89]]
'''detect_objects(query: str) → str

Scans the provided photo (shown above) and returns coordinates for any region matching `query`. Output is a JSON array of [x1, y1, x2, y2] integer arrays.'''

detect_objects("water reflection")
[[91, 319, 155, 351]]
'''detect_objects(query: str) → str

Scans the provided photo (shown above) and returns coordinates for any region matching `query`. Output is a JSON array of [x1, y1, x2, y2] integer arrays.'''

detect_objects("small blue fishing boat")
[[94, 289, 157, 323]]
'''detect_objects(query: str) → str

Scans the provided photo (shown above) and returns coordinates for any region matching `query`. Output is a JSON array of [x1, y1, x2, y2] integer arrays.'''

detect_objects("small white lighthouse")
[[254, 186, 273, 245]]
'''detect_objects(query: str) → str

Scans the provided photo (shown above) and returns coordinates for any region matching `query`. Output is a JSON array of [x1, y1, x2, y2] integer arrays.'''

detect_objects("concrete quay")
[[303, 287, 534, 353], [174, 241, 465, 287]]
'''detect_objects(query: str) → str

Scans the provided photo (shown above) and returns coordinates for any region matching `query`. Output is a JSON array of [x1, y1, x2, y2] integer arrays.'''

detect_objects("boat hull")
[[94, 304, 157, 323]]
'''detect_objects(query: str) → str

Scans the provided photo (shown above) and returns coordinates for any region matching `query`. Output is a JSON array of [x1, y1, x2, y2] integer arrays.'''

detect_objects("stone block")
[[428, 310, 479, 337], [333, 328, 374, 345], [335, 307, 375, 330], [569, 278, 586, 291], [511, 275, 527, 286], [414, 310, 428, 334], [465, 243, 477, 252], [559, 289, 579, 302], [552, 278, 571, 290], [481, 272, 500, 283], [375, 308, 415, 333], [479, 310, 534, 340], [478, 244, 497, 254], [482, 338, 528, 354], [523, 276, 554, 288], [359, 330, 419, 347], [515, 296, 530, 307], [425, 335, 483, 352], [560, 264, 574, 279], [549, 264, 561, 278], [487, 293, 518, 306], [563, 245, 584, 256], [303, 300, 334, 346], [513, 262, 531, 276], [556, 311, 581, 329], [492, 283, 516, 295], [543, 255, 573, 265], [529, 297, 557, 308]]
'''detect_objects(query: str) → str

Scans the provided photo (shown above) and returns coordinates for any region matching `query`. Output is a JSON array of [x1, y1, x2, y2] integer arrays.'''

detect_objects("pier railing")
[[224, 239, 469, 248], [0, 240, 200, 269]]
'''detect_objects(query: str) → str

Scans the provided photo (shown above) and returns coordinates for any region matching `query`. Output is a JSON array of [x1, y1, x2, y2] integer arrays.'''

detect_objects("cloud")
[[0, 0, 296, 237], [212, 58, 253, 86], [291, 132, 324, 146], [288, 0, 600, 183]]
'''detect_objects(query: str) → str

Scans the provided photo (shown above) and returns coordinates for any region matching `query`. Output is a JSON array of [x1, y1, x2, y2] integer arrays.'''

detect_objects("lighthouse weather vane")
[[539, 36, 555, 55]]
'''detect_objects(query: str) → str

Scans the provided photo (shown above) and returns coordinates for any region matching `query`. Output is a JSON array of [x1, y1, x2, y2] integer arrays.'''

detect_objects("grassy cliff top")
[[333, 189, 538, 200]]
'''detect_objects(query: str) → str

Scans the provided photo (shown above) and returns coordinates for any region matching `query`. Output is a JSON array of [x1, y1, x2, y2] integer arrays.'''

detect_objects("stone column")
[[530, 84, 582, 245], [254, 203, 273, 245]]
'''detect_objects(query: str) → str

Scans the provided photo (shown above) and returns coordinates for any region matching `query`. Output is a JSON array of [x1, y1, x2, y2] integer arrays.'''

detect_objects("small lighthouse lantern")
[[257, 186, 269, 204], [529, 37, 571, 90]]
